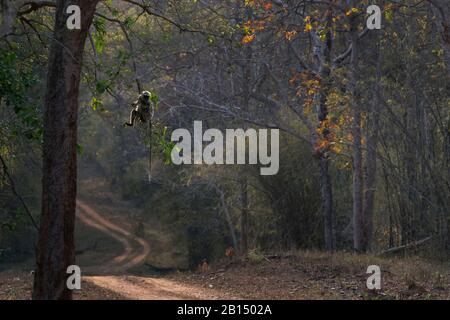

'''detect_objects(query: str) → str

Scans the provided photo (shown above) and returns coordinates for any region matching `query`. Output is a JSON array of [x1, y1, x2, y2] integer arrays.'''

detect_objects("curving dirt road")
[[75, 199, 220, 300], [77, 199, 150, 273]]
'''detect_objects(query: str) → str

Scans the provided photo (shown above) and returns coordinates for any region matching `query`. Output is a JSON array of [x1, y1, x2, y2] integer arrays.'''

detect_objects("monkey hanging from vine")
[[123, 90, 154, 127], [124, 90, 158, 182]]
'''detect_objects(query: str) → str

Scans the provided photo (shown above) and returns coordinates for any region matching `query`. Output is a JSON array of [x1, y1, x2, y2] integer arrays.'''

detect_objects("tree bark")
[[217, 187, 238, 251], [312, 7, 336, 252], [348, 1, 364, 252], [362, 35, 381, 252], [33, 0, 98, 300], [319, 157, 335, 251], [238, 5, 252, 256], [239, 177, 249, 255], [402, 20, 419, 244]]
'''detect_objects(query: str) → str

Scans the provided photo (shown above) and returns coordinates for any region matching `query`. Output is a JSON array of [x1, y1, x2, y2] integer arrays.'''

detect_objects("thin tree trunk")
[[239, 5, 252, 256], [312, 7, 336, 251], [404, 21, 419, 243], [362, 104, 378, 251], [33, 0, 99, 300], [218, 188, 238, 251], [362, 35, 381, 252], [320, 158, 335, 251], [348, 1, 364, 252], [239, 177, 249, 255]]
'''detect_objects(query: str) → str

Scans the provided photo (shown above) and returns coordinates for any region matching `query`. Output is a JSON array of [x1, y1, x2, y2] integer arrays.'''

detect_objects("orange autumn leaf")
[[263, 2, 273, 11], [242, 34, 255, 44], [285, 30, 297, 41], [315, 139, 330, 151], [330, 143, 343, 154]]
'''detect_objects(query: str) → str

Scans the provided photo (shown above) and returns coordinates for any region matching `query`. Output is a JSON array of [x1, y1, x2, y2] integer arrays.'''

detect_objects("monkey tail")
[[148, 118, 153, 182]]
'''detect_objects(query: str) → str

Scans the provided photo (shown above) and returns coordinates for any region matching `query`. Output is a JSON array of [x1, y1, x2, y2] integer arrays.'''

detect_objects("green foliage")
[[92, 17, 107, 54], [95, 80, 110, 94], [0, 50, 42, 141], [1, 208, 28, 232], [150, 92, 159, 105], [152, 125, 176, 165], [207, 35, 215, 44], [247, 248, 265, 264], [76, 143, 84, 156], [90, 97, 103, 111], [123, 17, 134, 29]]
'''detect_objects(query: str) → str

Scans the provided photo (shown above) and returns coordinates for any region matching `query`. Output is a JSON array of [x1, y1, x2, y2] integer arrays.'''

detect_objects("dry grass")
[[170, 250, 450, 300], [1, 251, 448, 300]]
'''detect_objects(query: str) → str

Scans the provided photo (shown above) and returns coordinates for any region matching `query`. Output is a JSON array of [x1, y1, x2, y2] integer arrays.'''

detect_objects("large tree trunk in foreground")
[[33, 0, 98, 300]]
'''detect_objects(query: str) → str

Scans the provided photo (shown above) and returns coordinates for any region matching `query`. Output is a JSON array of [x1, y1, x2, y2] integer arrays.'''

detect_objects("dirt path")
[[75, 199, 221, 300], [77, 199, 149, 273]]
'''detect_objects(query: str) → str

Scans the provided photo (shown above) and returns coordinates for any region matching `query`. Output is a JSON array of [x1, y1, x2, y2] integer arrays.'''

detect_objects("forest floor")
[[171, 251, 450, 300], [1, 179, 449, 300]]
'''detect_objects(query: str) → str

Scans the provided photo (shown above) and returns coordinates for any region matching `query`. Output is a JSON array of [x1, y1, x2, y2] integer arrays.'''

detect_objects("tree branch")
[[0, 154, 39, 231]]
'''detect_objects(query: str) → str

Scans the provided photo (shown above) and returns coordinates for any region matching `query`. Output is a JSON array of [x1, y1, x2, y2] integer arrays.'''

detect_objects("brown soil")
[[169, 252, 450, 300], [0, 270, 125, 300]]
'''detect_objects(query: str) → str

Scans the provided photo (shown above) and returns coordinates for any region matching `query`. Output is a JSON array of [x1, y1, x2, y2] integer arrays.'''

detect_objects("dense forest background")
[[0, 0, 449, 280]]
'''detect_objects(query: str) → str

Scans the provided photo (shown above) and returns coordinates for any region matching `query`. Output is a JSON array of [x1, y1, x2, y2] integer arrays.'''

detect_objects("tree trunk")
[[239, 5, 252, 256], [312, 7, 336, 251], [320, 157, 335, 251], [348, 2, 364, 252], [218, 187, 238, 251], [33, 0, 98, 300], [362, 35, 381, 252], [239, 177, 249, 255], [403, 21, 419, 244]]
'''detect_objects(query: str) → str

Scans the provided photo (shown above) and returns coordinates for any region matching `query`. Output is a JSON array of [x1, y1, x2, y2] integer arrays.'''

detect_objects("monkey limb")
[[123, 101, 139, 127], [124, 108, 138, 127]]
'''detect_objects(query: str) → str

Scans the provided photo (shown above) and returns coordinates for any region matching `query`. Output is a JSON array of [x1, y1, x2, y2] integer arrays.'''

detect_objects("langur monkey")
[[124, 91, 153, 127]]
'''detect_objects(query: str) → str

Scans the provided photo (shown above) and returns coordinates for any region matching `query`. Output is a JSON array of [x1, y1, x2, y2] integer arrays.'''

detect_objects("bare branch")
[[0, 154, 39, 231]]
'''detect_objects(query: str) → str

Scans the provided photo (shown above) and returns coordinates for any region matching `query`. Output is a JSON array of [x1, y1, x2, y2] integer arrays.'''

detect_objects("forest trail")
[[75, 199, 221, 300], [77, 199, 149, 273]]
